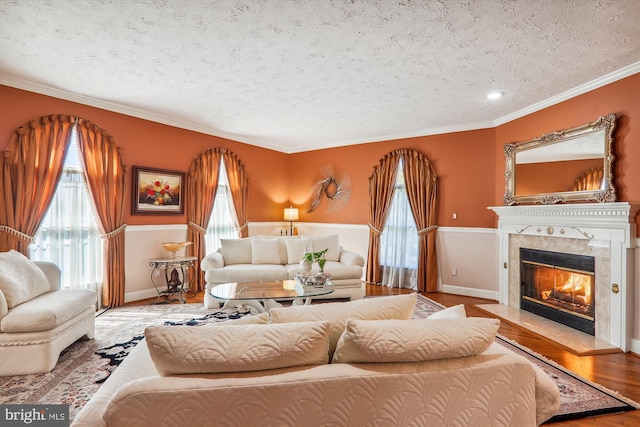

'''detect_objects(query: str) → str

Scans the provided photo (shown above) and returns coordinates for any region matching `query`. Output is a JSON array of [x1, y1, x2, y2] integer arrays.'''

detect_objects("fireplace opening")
[[520, 248, 595, 335]]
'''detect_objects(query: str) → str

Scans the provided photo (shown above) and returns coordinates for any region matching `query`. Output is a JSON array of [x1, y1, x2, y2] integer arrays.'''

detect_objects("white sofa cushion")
[[251, 239, 281, 264], [206, 264, 288, 283], [428, 303, 467, 319], [0, 250, 50, 308], [145, 321, 330, 376], [311, 235, 340, 261], [220, 238, 252, 265], [332, 317, 500, 363], [270, 293, 417, 357], [285, 237, 312, 264], [0, 288, 97, 333]]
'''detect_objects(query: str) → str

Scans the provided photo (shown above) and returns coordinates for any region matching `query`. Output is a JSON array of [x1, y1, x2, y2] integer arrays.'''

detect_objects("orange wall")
[[288, 129, 497, 228], [0, 85, 289, 225], [515, 159, 603, 195], [1, 73, 638, 235], [494, 74, 640, 233]]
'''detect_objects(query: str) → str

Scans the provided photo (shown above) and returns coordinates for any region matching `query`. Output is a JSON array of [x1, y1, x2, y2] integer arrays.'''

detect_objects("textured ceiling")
[[1, 0, 639, 153]]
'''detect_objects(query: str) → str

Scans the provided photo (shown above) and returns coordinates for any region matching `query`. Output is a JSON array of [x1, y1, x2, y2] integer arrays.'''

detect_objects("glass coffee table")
[[209, 280, 334, 313]]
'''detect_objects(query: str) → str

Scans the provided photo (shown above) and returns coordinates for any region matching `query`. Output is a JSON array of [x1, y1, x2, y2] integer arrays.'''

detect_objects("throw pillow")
[[311, 235, 340, 261], [332, 317, 500, 363], [270, 293, 417, 357], [285, 237, 312, 264], [220, 238, 252, 265], [428, 304, 467, 319], [251, 239, 281, 264], [145, 321, 330, 376], [0, 250, 51, 308]]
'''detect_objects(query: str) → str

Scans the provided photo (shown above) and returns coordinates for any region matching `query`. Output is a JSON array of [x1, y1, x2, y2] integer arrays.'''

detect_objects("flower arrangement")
[[145, 180, 173, 206], [302, 248, 328, 272], [297, 248, 330, 286]]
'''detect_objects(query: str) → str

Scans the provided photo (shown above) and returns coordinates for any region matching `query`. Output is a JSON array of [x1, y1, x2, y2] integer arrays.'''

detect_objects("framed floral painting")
[[132, 166, 185, 215]]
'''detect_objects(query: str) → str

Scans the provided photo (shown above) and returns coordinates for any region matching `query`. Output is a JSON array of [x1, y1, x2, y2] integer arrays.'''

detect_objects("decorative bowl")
[[295, 271, 331, 286], [157, 241, 193, 258]]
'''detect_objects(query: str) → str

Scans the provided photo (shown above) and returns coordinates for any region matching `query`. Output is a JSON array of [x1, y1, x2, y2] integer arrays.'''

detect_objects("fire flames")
[[555, 271, 592, 307]]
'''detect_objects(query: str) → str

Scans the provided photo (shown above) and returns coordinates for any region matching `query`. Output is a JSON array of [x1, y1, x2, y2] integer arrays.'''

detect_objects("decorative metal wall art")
[[308, 164, 352, 213]]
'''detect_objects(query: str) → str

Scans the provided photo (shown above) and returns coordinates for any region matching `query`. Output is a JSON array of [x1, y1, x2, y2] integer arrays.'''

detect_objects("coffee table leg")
[[221, 299, 266, 314], [263, 299, 283, 311]]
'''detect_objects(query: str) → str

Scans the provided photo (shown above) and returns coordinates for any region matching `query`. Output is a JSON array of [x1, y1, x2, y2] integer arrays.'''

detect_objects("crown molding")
[[2, 61, 639, 153], [493, 61, 640, 126]]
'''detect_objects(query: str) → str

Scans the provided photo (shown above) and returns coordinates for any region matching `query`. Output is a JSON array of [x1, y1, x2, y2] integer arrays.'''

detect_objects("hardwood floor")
[[130, 285, 640, 426]]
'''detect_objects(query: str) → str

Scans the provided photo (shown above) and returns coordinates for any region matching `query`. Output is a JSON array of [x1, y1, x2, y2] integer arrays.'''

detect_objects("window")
[[30, 127, 103, 294], [379, 160, 419, 289], [205, 159, 239, 252]]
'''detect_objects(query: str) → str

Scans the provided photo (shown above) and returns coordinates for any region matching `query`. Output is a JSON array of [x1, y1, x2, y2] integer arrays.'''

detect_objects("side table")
[[149, 256, 197, 304]]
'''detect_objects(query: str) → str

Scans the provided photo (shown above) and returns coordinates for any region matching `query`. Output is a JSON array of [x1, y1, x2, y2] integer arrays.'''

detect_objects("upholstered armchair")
[[0, 250, 97, 376]]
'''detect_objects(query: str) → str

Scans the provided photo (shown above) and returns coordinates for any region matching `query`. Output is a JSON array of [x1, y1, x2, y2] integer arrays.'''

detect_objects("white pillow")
[[145, 321, 330, 376], [220, 238, 252, 265], [332, 317, 500, 364], [285, 237, 312, 264], [270, 293, 417, 357], [251, 239, 281, 264], [428, 304, 467, 319], [0, 250, 50, 308], [311, 235, 340, 261]]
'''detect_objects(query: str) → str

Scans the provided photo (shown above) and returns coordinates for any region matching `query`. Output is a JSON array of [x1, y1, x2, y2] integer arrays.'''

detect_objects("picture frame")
[[132, 166, 185, 215]]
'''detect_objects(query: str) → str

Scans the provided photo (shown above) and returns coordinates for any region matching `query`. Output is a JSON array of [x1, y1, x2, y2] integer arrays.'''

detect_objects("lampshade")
[[284, 207, 299, 221]]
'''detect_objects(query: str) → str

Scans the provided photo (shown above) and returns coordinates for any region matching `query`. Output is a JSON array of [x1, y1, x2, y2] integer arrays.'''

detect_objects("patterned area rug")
[[0, 295, 637, 423], [0, 304, 250, 420]]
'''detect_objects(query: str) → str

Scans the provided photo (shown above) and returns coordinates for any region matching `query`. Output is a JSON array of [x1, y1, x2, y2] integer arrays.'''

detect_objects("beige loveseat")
[[72, 294, 560, 427], [0, 250, 97, 376], [201, 235, 365, 308]]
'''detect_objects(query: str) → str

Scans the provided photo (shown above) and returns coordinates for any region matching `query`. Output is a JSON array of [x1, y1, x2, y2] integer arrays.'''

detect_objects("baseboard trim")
[[631, 338, 640, 355], [440, 284, 499, 302], [124, 288, 158, 303]]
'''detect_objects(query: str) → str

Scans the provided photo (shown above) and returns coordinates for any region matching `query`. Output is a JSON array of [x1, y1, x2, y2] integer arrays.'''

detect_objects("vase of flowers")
[[296, 248, 330, 285]]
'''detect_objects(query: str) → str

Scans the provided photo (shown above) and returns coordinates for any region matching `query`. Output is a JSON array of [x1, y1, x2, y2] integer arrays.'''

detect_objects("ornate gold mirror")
[[504, 113, 616, 205]]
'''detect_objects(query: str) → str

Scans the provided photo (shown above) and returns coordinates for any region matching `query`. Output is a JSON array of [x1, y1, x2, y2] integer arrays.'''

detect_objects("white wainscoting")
[[436, 227, 500, 301], [122, 222, 503, 303], [124, 224, 189, 303], [248, 222, 370, 263]]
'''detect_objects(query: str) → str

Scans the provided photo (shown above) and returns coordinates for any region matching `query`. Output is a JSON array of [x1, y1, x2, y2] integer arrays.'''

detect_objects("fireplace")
[[520, 248, 595, 335], [489, 202, 637, 352]]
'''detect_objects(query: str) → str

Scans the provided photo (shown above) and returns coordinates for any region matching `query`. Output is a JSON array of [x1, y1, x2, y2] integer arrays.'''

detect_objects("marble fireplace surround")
[[490, 203, 637, 352]]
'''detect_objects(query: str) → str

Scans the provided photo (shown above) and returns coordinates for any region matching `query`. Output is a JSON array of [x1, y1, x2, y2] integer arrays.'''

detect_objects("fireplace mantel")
[[489, 202, 638, 352]]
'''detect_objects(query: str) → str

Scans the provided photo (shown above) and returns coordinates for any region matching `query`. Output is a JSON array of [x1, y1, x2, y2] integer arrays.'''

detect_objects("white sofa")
[[72, 294, 560, 427], [201, 235, 365, 308], [0, 250, 97, 376]]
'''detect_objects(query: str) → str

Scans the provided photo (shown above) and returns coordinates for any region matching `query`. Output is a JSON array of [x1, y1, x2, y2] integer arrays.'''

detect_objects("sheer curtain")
[[205, 159, 239, 253], [30, 127, 103, 303], [380, 160, 419, 289]]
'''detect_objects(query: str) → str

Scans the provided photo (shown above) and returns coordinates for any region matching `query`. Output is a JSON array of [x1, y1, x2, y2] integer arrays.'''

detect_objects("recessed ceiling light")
[[487, 92, 503, 100]]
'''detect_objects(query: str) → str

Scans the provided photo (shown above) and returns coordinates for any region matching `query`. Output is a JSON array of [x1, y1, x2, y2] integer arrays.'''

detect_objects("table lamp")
[[283, 206, 299, 236]]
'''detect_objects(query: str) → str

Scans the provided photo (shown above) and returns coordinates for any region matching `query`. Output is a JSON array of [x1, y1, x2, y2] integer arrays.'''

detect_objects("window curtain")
[[205, 159, 239, 252], [76, 119, 127, 307], [367, 149, 438, 292], [366, 153, 400, 285], [572, 166, 604, 191], [30, 152, 104, 304], [400, 150, 438, 292], [187, 149, 223, 291], [380, 164, 419, 289], [222, 150, 249, 238], [0, 115, 74, 254]]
